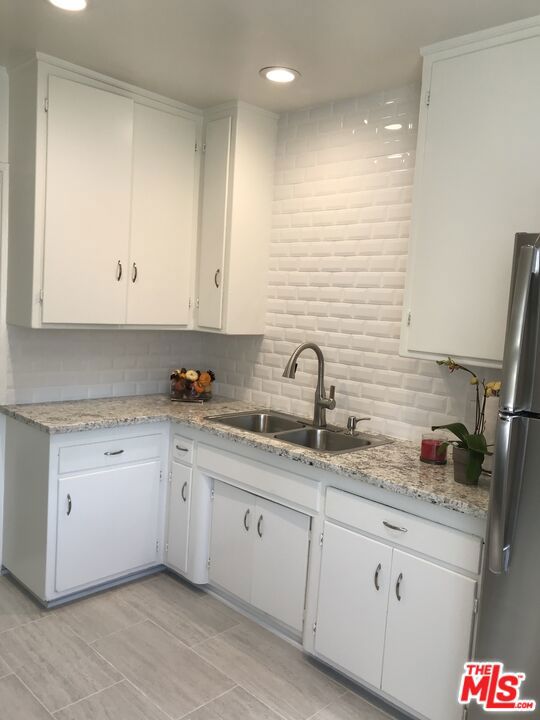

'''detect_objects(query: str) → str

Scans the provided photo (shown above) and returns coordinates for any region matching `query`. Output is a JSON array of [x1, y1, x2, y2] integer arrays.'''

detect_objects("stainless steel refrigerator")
[[471, 232, 540, 717]]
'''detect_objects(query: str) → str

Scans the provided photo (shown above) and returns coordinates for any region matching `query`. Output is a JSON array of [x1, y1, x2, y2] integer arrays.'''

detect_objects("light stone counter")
[[0, 394, 490, 518]]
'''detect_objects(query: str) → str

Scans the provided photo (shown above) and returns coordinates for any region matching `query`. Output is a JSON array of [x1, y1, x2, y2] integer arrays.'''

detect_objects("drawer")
[[58, 433, 162, 475], [172, 434, 194, 464], [325, 487, 482, 575]]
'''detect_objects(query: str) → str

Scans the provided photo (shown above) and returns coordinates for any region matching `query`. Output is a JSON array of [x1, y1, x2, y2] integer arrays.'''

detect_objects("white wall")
[[204, 84, 499, 440]]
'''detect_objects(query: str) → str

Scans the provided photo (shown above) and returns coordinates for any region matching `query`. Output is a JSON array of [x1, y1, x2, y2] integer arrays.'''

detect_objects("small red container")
[[420, 435, 447, 465]]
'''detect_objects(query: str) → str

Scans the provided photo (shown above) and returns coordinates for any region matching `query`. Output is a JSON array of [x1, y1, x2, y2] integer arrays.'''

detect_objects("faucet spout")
[[282, 342, 336, 428]]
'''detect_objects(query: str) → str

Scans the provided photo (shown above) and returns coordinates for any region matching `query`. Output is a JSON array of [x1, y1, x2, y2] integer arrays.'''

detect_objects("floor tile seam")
[[174, 684, 240, 720], [51, 679, 123, 715], [12, 669, 57, 718]]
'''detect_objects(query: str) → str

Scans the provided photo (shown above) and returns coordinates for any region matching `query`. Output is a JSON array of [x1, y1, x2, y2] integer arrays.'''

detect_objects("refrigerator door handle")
[[500, 245, 538, 413], [488, 415, 527, 574]]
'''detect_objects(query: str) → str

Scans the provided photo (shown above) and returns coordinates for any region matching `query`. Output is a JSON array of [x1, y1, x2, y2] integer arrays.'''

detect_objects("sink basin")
[[210, 412, 306, 434], [275, 427, 387, 454]]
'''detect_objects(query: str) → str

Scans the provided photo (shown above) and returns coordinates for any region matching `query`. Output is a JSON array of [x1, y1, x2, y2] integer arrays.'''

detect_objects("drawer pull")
[[67, 494, 72, 516], [257, 514, 264, 538], [176, 445, 189, 452], [104, 449, 124, 456], [243, 509, 250, 531], [181, 481, 188, 502], [116, 260, 123, 282], [374, 562, 382, 591], [383, 520, 408, 533], [131, 262, 138, 283], [214, 268, 221, 288], [396, 572, 403, 601]]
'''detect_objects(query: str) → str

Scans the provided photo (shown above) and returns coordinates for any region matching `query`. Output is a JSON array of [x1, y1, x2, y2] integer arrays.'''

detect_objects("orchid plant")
[[432, 357, 501, 482]]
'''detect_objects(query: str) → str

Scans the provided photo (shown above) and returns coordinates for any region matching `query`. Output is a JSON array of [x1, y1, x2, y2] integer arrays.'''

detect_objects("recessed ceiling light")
[[47, 0, 87, 11], [259, 67, 300, 84], [384, 123, 402, 131]]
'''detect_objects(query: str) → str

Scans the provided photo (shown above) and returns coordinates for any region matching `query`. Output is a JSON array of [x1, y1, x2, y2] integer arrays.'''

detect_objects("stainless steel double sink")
[[207, 411, 390, 455]]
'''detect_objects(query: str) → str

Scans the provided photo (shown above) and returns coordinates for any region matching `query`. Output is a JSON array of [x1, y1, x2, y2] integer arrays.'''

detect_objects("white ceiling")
[[0, 0, 539, 112]]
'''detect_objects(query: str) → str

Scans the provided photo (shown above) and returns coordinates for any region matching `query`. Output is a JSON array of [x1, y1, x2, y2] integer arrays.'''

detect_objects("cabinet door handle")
[[374, 563, 382, 591], [257, 514, 263, 538], [104, 449, 124, 456], [67, 494, 72, 516], [395, 572, 403, 601], [131, 262, 138, 283], [116, 260, 123, 281], [175, 445, 189, 453], [383, 520, 408, 533], [243, 509, 250, 531], [214, 268, 221, 288], [181, 481, 188, 502]]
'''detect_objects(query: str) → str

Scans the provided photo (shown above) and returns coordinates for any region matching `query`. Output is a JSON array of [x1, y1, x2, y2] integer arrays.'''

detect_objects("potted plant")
[[432, 358, 501, 485]]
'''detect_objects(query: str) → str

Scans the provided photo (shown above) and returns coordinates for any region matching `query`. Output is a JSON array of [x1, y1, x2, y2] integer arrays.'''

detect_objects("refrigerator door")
[[472, 414, 540, 718], [499, 233, 540, 414]]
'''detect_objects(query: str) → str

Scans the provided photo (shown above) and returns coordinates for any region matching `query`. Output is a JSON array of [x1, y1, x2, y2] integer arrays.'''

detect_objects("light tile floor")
[[0, 572, 394, 720]]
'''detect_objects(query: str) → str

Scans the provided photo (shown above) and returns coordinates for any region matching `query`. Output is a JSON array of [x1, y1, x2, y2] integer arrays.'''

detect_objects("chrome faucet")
[[282, 342, 336, 428]]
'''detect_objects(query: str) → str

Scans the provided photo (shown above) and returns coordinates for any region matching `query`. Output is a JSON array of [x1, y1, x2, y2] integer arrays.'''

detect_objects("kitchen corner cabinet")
[[2, 419, 168, 603], [314, 489, 479, 720], [401, 17, 540, 367], [197, 102, 278, 334], [209, 480, 310, 632], [7, 54, 200, 328]]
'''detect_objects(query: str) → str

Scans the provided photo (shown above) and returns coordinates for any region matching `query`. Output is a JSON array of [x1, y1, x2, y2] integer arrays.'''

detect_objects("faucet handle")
[[328, 385, 336, 409]]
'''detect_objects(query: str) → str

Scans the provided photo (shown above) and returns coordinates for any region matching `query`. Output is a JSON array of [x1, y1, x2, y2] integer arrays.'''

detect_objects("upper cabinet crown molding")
[[400, 15, 540, 368]]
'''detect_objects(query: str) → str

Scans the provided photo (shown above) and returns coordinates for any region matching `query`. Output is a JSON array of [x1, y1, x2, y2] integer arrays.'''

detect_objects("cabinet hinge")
[[207, 557, 211, 569], [155, 540, 160, 553], [195, 142, 199, 152], [168, 471, 172, 483], [160, 470, 163, 481], [319, 533, 324, 547], [165, 542, 169, 554], [44, 97, 49, 112], [210, 488, 215, 500], [473, 598, 479, 615], [407, 311, 412, 327], [312, 621, 317, 634], [195, 297, 200, 309], [425, 90, 431, 107], [39, 289, 44, 305], [188, 297, 192, 309]]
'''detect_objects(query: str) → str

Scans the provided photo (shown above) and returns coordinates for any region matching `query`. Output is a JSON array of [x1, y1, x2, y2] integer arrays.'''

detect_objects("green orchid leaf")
[[432, 422, 469, 445], [466, 450, 484, 483], [466, 433, 488, 454]]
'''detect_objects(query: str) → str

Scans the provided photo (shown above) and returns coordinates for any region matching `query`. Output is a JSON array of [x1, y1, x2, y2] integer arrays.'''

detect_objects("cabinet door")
[[251, 497, 310, 632], [165, 461, 191, 574], [406, 35, 540, 363], [315, 522, 393, 688], [43, 76, 133, 324], [209, 481, 253, 603], [197, 115, 231, 330], [56, 460, 161, 592], [382, 550, 476, 720], [127, 104, 197, 326]]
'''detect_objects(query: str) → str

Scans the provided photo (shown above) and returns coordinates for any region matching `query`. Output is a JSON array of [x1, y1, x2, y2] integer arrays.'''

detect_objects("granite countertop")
[[0, 394, 490, 519]]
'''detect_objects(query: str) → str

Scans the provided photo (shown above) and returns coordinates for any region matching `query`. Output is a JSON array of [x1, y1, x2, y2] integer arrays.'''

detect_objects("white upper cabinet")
[[128, 104, 198, 326], [401, 18, 540, 367], [42, 76, 133, 324], [7, 54, 201, 328], [197, 102, 278, 334]]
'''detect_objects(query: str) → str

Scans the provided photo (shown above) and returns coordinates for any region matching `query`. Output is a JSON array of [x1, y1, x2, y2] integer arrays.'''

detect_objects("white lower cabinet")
[[165, 461, 192, 575], [315, 506, 478, 720], [209, 480, 310, 632], [55, 460, 161, 592], [315, 521, 392, 688], [382, 551, 476, 720]]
